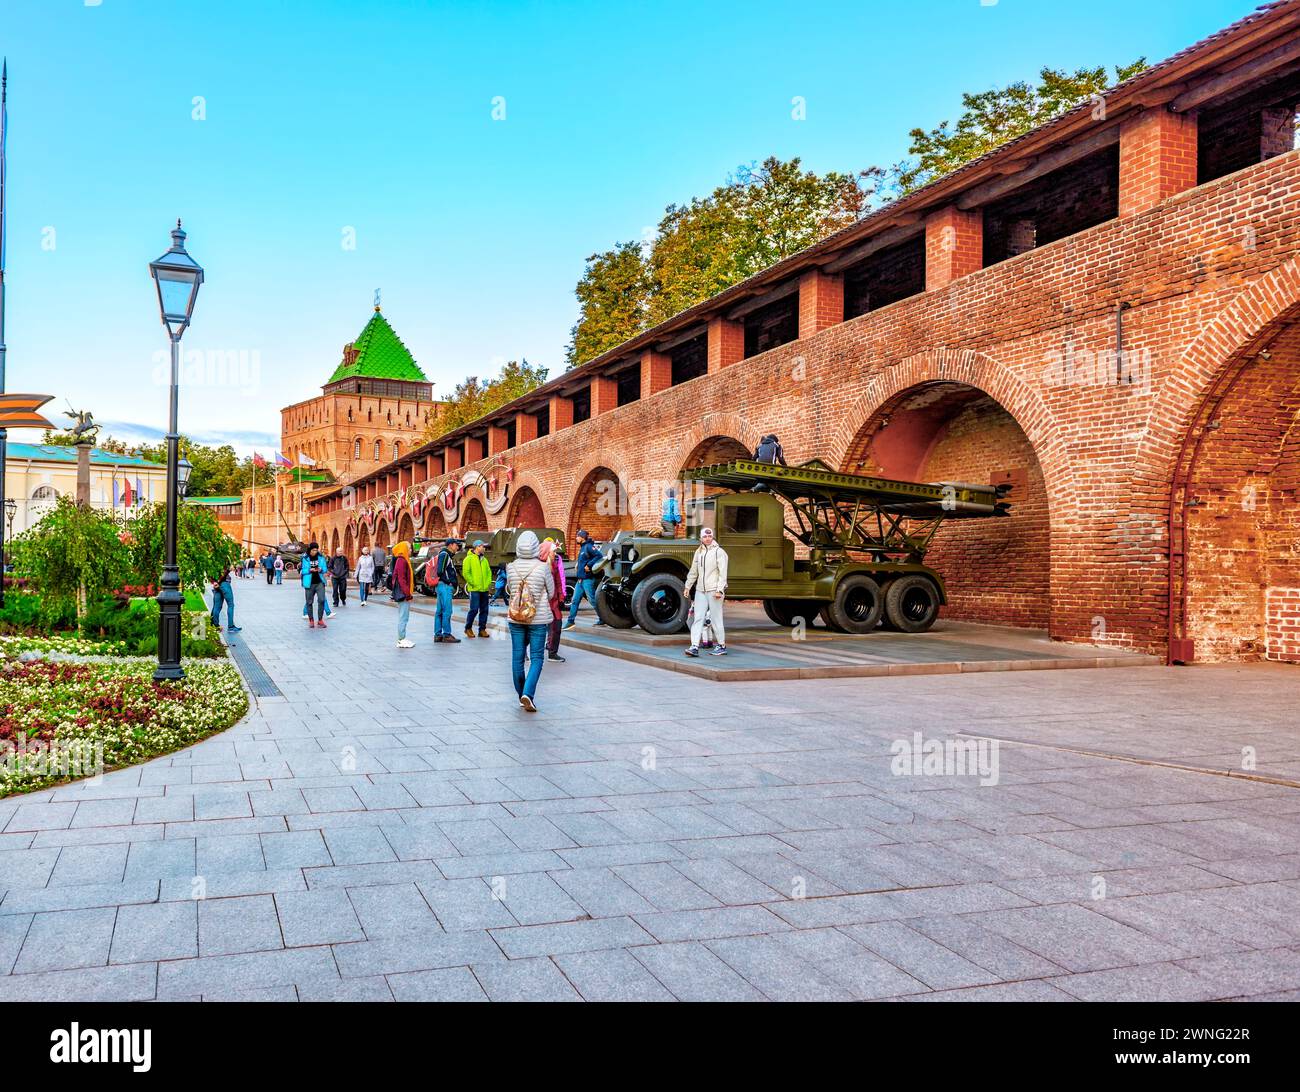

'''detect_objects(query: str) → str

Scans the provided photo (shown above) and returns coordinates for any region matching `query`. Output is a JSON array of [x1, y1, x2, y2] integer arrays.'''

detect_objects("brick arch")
[[507, 485, 546, 528], [1132, 257, 1300, 491], [565, 460, 635, 547], [425, 506, 448, 537], [396, 512, 415, 544], [459, 498, 488, 538], [664, 413, 762, 480], [504, 473, 552, 529], [831, 348, 1072, 500]]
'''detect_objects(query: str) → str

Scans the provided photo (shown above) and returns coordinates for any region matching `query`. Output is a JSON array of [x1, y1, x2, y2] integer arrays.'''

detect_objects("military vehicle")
[[591, 459, 1011, 636], [249, 514, 307, 570], [412, 527, 566, 598]]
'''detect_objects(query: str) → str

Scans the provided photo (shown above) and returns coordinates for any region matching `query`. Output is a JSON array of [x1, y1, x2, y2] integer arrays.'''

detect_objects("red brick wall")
[[312, 150, 1300, 660]]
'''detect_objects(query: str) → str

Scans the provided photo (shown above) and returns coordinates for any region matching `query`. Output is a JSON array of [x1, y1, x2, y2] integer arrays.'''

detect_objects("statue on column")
[[63, 403, 101, 445]]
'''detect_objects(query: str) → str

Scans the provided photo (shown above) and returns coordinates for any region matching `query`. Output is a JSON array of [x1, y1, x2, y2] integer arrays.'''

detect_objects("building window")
[[394, 440, 401, 459], [571, 386, 592, 424], [354, 439, 362, 461], [671, 335, 708, 385], [743, 295, 799, 358], [374, 440, 381, 460]]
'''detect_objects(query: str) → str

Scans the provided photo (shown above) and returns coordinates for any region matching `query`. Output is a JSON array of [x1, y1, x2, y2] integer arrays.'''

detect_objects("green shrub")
[[79, 597, 225, 659], [0, 591, 76, 635]]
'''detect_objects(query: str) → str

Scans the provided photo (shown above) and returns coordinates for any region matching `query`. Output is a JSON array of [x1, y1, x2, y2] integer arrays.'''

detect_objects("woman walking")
[[300, 542, 331, 629], [391, 540, 415, 648], [273, 554, 284, 584], [505, 530, 554, 713], [356, 545, 375, 606], [537, 537, 566, 663]]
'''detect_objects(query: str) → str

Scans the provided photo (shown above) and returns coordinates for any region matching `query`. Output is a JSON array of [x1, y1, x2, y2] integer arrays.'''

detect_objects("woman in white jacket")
[[355, 546, 376, 606], [684, 527, 729, 657]]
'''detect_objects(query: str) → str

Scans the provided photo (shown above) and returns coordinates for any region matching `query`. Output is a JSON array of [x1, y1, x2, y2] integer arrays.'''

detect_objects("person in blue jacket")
[[563, 529, 605, 629], [300, 542, 332, 629]]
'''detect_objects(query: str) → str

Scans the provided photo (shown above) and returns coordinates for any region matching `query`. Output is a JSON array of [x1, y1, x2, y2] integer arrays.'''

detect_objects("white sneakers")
[[397, 639, 414, 649]]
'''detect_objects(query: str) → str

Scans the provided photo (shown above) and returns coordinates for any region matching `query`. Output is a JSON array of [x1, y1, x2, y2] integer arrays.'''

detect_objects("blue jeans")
[[396, 597, 411, 640], [358, 580, 370, 603], [210, 581, 234, 627], [274, 569, 282, 584], [510, 622, 548, 699], [435, 582, 454, 636], [566, 577, 596, 624], [465, 591, 489, 632]]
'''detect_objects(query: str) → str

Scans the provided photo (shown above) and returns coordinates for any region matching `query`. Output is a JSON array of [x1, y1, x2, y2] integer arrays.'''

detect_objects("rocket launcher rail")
[[681, 458, 1012, 562]]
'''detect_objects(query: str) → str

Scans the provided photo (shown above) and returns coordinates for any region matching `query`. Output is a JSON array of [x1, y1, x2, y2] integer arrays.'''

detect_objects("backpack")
[[508, 562, 541, 623]]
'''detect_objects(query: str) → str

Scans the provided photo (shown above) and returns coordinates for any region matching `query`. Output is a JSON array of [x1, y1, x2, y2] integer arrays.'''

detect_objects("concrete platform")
[[399, 595, 1159, 682]]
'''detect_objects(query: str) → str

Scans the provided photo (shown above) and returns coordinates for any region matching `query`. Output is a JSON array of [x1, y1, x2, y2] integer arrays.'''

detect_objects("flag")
[[298, 452, 317, 467], [252, 452, 267, 468], [122, 477, 134, 507], [112, 476, 119, 508], [274, 451, 292, 468], [136, 476, 143, 504]]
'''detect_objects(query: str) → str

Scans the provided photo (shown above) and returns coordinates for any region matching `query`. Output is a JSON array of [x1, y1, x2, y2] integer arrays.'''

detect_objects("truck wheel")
[[763, 599, 813, 627], [631, 572, 691, 635], [594, 582, 636, 629], [885, 574, 940, 633], [826, 575, 884, 634], [819, 605, 845, 633]]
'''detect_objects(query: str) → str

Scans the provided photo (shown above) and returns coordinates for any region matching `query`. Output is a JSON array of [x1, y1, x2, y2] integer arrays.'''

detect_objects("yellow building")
[[4, 442, 168, 534]]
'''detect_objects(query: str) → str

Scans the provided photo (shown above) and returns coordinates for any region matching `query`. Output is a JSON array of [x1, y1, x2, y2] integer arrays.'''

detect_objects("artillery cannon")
[[592, 458, 1011, 636]]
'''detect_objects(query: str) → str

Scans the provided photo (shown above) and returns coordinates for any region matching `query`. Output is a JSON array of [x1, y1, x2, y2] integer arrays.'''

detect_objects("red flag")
[[252, 452, 267, 469], [121, 477, 134, 506]]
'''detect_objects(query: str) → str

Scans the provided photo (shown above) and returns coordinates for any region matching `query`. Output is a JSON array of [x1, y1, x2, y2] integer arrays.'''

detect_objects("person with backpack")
[[754, 434, 787, 465], [683, 526, 729, 658], [355, 545, 375, 605], [506, 530, 554, 712], [434, 537, 462, 643], [273, 554, 284, 584], [329, 546, 350, 607], [563, 529, 602, 629], [300, 542, 331, 629], [462, 539, 493, 638], [391, 540, 415, 648], [262, 551, 276, 585], [537, 537, 566, 662], [660, 488, 683, 538]]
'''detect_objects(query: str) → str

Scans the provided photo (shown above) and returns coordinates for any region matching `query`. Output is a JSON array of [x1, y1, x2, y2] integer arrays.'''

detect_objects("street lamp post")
[[2, 497, 15, 605], [148, 221, 203, 682]]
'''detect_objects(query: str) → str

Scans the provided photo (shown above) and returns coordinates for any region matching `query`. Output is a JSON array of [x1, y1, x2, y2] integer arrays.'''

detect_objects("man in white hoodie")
[[683, 527, 729, 657]]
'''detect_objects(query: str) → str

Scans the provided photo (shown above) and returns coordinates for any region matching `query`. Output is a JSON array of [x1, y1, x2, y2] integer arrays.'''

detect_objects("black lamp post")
[[148, 221, 203, 682], [2, 497, 14, 604]]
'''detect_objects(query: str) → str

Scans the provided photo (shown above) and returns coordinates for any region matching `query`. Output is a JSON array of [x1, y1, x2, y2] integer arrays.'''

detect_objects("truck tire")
[[884, 574, 940, 633], [594, 581, 636, 629], [763, 599, 815, 627], [631, 572, 691, 635], [818, 605, 845, 633], [826, 574, 884, 634]]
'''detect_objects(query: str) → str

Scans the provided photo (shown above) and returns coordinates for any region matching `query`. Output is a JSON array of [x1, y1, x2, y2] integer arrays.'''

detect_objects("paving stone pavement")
[[2, 577, 1299, 1002]]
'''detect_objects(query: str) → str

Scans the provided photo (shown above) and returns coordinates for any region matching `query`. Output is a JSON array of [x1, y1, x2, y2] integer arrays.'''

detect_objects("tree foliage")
[[566, 157, 876, 366], [126, 501, 241, 591], [422, 359, 549, 442], [894, 60, 1147, 193], [13, 496, 132, 617]]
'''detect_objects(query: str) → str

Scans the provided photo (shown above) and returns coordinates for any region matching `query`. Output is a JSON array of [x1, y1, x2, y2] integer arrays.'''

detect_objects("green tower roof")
[[326, 308, 428, 384]]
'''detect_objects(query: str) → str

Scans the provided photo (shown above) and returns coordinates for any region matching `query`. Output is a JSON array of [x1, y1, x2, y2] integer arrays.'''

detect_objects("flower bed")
[[0, 634, 128, 657], [0, 655, 249, 797]]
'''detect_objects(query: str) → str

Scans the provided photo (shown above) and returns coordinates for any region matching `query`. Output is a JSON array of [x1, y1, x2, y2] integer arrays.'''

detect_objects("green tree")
[[14, 495, 132, 618], [422, 359, 549, 442], [894, 60, 1148, 193], [40, 430, 133, 455], [126, 501, 241, 592], [565, 241, 653, 367], [565, 157, 876, 365]]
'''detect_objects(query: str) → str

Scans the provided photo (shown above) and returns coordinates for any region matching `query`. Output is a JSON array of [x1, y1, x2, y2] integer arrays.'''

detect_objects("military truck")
[[413, 527, 566, 598], [591, 459, 1010, 636]]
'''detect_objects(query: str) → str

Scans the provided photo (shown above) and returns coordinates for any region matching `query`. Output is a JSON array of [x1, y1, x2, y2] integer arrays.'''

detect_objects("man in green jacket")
[[462, 539, 494, 638]]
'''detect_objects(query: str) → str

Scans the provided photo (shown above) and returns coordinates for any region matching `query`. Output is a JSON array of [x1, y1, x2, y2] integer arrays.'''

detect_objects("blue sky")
[[0, 0, 1256, 456]]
